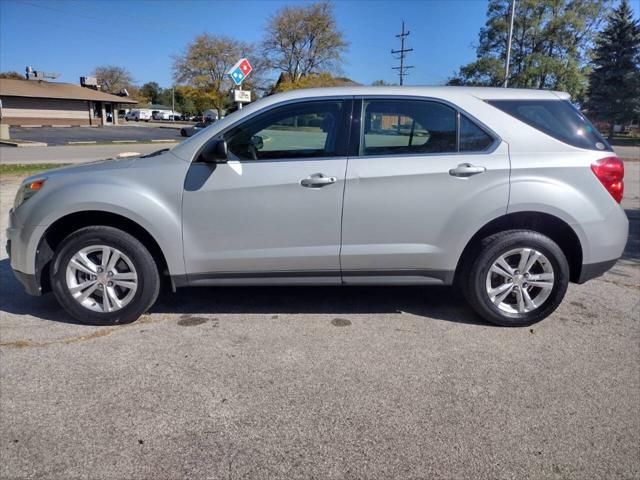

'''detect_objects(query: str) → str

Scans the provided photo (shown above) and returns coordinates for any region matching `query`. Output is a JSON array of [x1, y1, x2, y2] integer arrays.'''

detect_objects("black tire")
[[180, 129, 186, 137], [462, 230, 569, 327], [50, 226, 160, 325]]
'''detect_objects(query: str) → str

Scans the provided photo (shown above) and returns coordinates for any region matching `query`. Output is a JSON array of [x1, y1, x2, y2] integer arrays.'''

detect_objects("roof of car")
[[262, 85, 571, 102]]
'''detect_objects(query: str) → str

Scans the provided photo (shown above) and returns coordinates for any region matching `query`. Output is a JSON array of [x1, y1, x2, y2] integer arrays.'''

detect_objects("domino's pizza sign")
[[228, 58, 252, 86]]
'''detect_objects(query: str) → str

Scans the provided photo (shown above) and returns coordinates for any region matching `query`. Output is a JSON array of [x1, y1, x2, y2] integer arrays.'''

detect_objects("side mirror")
[[200, 139, 228, 164]]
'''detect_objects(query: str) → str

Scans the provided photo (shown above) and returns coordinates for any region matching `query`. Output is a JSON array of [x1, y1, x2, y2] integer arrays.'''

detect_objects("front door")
[[340, 97, 510, 284], [182, 99, 351, 285]]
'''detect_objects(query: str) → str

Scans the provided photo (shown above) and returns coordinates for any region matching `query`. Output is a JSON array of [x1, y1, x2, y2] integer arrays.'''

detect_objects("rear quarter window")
[[488, 99, 612, 152]]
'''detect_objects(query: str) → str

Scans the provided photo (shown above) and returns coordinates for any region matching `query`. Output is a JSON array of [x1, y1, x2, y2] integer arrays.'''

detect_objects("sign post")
[[228, 58, 253, 110]]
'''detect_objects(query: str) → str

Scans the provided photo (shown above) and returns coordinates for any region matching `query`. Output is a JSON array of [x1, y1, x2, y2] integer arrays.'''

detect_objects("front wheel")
[[462, 230, 570, 327], [50, 226, 160, 325]]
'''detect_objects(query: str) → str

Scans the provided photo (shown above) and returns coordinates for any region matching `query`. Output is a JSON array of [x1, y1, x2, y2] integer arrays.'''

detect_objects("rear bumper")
[[577, 259, 618, 284]]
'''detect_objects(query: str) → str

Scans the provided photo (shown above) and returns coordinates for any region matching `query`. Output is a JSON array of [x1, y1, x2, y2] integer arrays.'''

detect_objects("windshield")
[[488, 99, 612, 151]]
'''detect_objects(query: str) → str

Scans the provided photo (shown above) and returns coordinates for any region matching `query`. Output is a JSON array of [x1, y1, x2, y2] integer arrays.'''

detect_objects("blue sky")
[[1, 0, 637, 89]]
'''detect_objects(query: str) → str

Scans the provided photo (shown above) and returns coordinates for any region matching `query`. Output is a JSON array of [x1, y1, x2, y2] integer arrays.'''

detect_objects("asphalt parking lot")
[[0, 162, 639, 479], [8, 125, 182, 146]]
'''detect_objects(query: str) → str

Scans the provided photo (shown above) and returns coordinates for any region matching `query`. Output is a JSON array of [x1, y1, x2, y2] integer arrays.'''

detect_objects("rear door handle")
[[300, 173, 337, 188], [449, 163, 486, 177]]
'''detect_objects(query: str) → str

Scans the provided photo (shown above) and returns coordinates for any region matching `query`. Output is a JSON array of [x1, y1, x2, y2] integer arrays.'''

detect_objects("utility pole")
[[391, 21, 414, 85], [171, 86, 175, 122], [503, 0, 516, 87]]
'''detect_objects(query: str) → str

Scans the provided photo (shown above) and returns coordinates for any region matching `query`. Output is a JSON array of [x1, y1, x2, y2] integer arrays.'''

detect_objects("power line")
[[391, 21, 414, 86]]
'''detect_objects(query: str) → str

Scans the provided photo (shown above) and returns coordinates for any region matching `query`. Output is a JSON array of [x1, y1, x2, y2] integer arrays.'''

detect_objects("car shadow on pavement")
[[0, 258, 486, 326], [623, 209, 639, 263], [151, 284, 486, 325]]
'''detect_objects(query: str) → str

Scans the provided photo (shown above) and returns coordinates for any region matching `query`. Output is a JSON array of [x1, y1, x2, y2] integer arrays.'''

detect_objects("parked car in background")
[[152, 110, 182, 121], [125, 109, 152, 122], [180, 122, 211, 137], [203, 109, 219, 122], [7, 86, 627, 327]]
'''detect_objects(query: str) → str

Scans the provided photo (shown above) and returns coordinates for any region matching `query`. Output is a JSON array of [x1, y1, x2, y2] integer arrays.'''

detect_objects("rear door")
[[340, 97, 510, 284]]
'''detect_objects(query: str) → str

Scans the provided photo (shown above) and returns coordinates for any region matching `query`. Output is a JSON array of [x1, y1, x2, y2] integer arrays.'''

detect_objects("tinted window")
[[488, 100, 611, 151], [361, 99, 457, 155], [460, 114, 494, 152], [224, 101, 344, 160]]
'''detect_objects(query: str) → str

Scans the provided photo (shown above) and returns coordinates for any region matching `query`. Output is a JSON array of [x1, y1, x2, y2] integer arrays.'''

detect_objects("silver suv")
[[7, 87, 628, 327]]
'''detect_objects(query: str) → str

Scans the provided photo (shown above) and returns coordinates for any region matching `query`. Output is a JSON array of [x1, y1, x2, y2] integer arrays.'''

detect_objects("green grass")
[[0, 163, 71, 176]]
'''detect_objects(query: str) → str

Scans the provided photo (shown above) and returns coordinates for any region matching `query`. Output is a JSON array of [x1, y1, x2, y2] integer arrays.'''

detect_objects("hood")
[[24, 156, 138, 184]]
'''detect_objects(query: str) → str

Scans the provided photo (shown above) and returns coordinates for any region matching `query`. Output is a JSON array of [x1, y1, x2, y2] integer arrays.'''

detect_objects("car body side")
[[7, 86, 628, 295]]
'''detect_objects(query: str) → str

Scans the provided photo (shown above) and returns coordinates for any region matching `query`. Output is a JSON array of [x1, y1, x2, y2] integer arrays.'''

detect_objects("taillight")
[[591, 156, 624, 203]]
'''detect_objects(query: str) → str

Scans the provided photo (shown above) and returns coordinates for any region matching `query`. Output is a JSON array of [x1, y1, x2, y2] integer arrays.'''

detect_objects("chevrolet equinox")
[[7, 87, 628, 326]]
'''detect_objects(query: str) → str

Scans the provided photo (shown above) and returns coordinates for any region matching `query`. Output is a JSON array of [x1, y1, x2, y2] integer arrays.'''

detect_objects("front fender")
[[16, 159, 188, 277]]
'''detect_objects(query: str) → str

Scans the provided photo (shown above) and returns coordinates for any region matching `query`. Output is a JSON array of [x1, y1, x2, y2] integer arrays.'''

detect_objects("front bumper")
[[6, 237, 43, 296], [12, 268, 42, 296], [6, 207, 50, 296]]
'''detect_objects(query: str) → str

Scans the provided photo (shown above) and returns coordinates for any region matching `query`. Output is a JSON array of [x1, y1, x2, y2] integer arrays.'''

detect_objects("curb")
[[0, 139, 48, 147]]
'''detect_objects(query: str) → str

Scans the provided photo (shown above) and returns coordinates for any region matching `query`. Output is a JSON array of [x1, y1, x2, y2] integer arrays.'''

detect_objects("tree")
[[176, 85, 217, 115], [371, 79, 394, 86], [0, 71, 24, 79], [585, 0, 640, 136], [271, 72, 357, 93], [173, 34, 259, 113], [92, 65, 134, 93], [140, 82, 162, 104], [448, 0, 610, 100], [263, 1, 347, 81]]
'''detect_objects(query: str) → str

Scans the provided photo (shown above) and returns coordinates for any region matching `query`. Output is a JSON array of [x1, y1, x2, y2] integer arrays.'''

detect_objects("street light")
[[504, 0, 516, 88]]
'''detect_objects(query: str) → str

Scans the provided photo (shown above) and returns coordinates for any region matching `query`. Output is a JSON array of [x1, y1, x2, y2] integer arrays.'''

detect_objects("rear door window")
[[488, 99, 611, 151], [459, 114, 494, 152], [361, 99, 457, 155]]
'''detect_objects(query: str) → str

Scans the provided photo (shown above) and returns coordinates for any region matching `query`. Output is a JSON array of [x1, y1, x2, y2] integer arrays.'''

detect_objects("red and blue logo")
[[229, 58, 253, 86]]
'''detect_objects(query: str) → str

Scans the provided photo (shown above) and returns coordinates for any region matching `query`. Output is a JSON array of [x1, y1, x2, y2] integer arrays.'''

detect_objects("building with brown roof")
[[0, 78, 137, 127]]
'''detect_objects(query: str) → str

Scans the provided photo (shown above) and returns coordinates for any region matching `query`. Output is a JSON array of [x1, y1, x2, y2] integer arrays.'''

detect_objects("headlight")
[[14, 179, 46, 209]]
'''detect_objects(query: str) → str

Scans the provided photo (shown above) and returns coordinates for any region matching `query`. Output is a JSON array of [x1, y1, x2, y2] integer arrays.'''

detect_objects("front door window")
[[223, 100, 346, 161]]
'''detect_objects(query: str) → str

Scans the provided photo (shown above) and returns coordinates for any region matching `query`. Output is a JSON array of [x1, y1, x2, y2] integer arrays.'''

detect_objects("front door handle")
[[300, 173, 337, 188], [449, 163, 486, 177]]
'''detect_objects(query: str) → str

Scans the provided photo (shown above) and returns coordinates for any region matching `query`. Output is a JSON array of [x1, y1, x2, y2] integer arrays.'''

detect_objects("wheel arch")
[[36, 210, 171, 294], [454, 211, 584, 284]]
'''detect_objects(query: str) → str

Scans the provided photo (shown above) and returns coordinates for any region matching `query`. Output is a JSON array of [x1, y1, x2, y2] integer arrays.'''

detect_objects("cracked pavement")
[[1, 162, 638, 479]]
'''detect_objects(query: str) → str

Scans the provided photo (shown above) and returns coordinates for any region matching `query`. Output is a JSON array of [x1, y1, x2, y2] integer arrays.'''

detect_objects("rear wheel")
[[462, 230, 569, 326], [50, 226, 160, 325]]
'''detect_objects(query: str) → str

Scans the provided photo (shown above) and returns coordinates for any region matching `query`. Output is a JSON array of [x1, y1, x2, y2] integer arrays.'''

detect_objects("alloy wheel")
[[65, 245, 138, 313], [485, 248, 555, 315]]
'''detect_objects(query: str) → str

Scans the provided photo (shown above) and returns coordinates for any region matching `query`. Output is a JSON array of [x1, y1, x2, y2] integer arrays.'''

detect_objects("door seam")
[[338, 97, 356, 285]]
